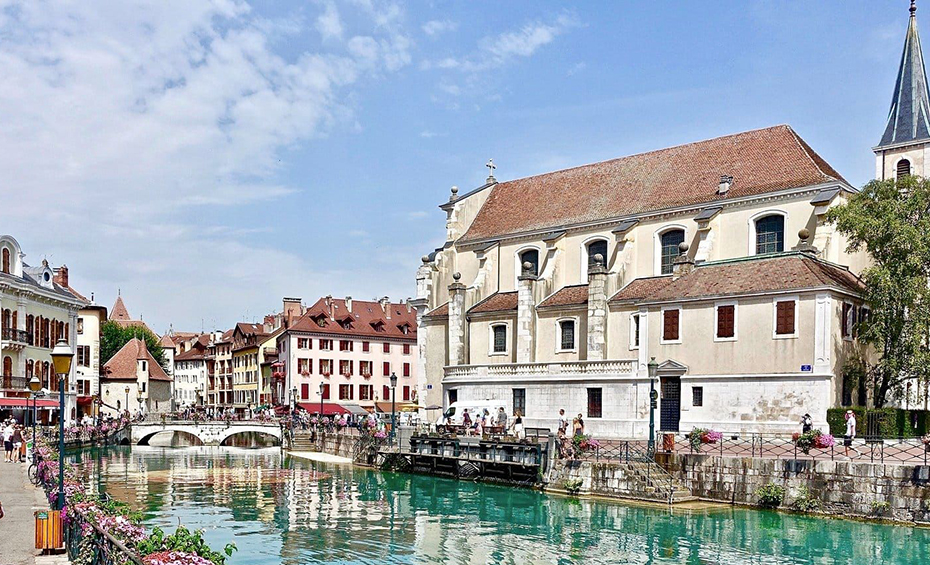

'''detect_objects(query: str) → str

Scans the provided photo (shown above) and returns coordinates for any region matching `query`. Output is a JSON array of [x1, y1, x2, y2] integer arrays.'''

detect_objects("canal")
[[68, 445, 929, 564]]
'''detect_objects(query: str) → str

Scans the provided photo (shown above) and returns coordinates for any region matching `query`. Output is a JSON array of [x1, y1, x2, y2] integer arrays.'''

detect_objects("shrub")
[[686, 428, 721, 452], [755, 484, 785, 508], [793, 430, 835, 454], [791, 486, 821, 513], [870, 500, 890, 516], [562, 478, 584, 495]]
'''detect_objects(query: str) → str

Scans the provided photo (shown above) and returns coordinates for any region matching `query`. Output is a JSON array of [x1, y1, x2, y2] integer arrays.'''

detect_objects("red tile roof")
[[610, 253, 863, 304], [468, 292, 518, 314], [423, 302, 449, 319], [102, 338, 172, 381], [110, 296, 131, 321], [286, 297, 417, 340], [460, 125, 845, 243], [538, 285, 589, 309]]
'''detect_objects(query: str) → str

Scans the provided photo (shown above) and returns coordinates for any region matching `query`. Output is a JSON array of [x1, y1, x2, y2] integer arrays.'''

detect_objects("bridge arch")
[[130, 422, 282, 447], [137, 429, 205, 446], [219, 429, 281, 447]]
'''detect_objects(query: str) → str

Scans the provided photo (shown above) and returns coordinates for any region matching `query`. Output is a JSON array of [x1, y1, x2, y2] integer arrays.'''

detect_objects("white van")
[[438, 400, 503, 426]]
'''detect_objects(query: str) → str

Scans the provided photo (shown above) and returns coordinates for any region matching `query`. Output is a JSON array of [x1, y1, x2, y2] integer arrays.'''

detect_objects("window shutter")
[[776, 301, 795, 335], [716, 305, 735, 338], [663, 309, 679, 341]]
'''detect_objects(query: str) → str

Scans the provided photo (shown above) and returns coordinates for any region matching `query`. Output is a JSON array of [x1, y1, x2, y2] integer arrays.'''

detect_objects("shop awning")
[[340, 403, 371, 416], [374, 401, 421, 413], [0, 398, 60, 408], [297, 402, 349, 415]]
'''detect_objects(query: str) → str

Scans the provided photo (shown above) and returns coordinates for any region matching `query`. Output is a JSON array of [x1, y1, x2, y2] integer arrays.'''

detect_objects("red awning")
[[77, 396, 94, 405], [297, 402, 349, 415], [0, 398, 60, 408]]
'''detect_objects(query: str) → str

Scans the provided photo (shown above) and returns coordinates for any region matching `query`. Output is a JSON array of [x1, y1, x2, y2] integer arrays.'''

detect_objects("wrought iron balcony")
[[443, 359, 637, 381], [1, 328, 31, 347], [0, 374, 28, 391]]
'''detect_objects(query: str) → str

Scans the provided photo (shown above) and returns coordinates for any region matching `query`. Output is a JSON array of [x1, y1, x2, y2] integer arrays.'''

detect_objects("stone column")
[[586, 254, 608, 361], [447, 273, 466, 367], [516, 262, 537, 364]]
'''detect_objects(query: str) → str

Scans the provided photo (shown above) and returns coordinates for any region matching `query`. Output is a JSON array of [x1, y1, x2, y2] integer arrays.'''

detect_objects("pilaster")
[[586, 254, 608, 361], [516, 262, 537, 364], [447, 273, 466, 367]]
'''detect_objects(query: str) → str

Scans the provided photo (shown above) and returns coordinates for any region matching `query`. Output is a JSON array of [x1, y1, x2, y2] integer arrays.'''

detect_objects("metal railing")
[[443, 359, 637, 380], [575, 438, 679, 503], [0, 374, 26, 390], [65, 508, 144, 565], [657, 431, 930, 465], [1, 327, 30, 343]]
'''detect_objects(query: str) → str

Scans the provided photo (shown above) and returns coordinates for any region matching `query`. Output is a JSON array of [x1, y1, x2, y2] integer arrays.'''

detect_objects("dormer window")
[[312, 314, 326, 327], [370, 320, 385, 332], [397, 322, 410, 335], [897, 158, 911, 178]]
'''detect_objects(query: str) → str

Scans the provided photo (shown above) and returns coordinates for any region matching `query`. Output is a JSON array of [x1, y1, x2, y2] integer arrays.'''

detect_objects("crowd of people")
[[2, 418, 27, 463]]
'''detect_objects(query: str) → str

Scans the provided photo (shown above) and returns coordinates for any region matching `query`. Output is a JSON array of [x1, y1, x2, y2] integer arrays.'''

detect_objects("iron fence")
[[656, 431, 930, 465], [65, 509, 144, 565]]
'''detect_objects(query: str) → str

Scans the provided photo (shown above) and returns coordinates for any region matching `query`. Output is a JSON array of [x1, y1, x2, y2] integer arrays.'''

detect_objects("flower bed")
[[792, 429, 835, 454], [687, 428, 722, 452], [572, 434, 600, 458], [33, 436, 236, 565]]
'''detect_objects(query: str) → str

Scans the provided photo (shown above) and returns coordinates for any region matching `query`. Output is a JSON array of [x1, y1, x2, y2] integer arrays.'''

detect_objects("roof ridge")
[[783, 126, 847, 184]]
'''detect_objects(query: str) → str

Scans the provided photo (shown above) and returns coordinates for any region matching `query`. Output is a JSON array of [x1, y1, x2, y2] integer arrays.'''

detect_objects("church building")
[[411, 4, 928, 436]]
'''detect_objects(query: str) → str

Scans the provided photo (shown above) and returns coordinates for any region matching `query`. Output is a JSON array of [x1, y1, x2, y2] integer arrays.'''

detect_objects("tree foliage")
[[826, 175, 930, 407], [100, 320, 167, 368]]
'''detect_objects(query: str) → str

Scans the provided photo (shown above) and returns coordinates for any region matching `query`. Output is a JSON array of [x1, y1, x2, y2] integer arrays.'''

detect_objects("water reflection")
[[68, 447, 930, 565]]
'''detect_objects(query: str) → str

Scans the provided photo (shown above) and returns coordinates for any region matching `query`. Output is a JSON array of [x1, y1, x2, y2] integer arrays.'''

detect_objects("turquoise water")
[[70, 446, 928, 564]]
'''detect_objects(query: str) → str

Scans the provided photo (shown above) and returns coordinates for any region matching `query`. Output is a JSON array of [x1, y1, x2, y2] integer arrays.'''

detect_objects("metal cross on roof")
[[486, 159, 496, 182]]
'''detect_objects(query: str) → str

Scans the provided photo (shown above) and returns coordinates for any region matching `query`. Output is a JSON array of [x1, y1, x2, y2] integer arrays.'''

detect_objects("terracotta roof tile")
[[460, 125, 845, 243], [610, 253, 863, 304], [538, 285, 589, 309], [468, 292, 518, 314], [102, 338, 172, 381], [423, 302, 449, 319], [110, 296, 130, 321], [287, 297, 417, 340]]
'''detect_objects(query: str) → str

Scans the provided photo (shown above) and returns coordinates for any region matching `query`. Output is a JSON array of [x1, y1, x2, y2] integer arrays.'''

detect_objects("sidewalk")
[[0, 457, 48, 565]]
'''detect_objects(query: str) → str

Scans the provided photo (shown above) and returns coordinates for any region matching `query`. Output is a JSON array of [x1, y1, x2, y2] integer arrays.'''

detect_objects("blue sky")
[[0, 1, 914, 332]]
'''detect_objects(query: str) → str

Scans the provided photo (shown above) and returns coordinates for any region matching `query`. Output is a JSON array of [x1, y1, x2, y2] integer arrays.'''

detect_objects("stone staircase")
[[619, 460, 695, 503], [289, 432, 319, 452]]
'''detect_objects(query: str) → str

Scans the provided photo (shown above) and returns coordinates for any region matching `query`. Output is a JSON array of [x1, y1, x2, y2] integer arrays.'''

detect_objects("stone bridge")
[[130, 421, 282, 446]]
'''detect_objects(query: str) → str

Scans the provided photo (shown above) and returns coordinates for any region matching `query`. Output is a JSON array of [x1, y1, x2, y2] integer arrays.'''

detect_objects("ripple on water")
[[67, 447, 930, 565]]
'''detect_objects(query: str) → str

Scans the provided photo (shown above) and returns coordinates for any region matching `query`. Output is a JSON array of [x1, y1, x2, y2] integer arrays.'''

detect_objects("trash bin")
[[34, 510, 63, 550], [662, 433, 675, 453]]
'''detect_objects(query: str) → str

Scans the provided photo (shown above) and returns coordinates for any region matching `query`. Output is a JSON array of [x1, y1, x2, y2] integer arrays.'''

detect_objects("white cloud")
[[438, 82, 461, 96], [0, 0, 412, 331], [422, 19, 457, 37], [423, 13, 579, 74], [316, 2, 344, 41], [406, 210, 429, 219], [567, 61, 587, 76]]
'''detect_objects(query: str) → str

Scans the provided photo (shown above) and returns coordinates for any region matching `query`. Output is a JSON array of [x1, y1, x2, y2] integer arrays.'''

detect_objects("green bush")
[[826, 407, 930, 439], [562, 478, 584, 495], [755, 484, 786, 508], [791, 486, 821, 513]]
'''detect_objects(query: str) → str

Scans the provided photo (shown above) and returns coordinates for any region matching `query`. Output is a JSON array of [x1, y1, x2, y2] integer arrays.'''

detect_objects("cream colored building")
[[0, 235, 85, 423], [413, 125, 876, 436]]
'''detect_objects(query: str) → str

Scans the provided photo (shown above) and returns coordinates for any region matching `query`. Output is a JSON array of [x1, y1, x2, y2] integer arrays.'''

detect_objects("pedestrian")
[[2, 421, 13, 463], [573, 414, 585, 437], [462, 409, 472, 428], [558, 409, 568, 435], [800, 413, 813, 434], [844, 409, 859, 458], [510, 410, 525, 440], [12, 426, 24, 463], [496, 407, 508, 429]]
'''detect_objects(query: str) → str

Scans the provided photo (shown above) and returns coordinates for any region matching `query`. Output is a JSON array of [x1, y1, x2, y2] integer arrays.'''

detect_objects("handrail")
[[591, 439, 679, 504], [66, 508, 145, 565]]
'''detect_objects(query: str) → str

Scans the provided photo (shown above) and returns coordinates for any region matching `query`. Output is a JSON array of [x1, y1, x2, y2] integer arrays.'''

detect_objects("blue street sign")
[[801, 365, 812, 372]]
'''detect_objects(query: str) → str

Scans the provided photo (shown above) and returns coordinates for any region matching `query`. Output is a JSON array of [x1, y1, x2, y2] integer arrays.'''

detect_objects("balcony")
[[443, 359, 637, 382], [0, 375, 28, 391], [2, 328, 31, 351]]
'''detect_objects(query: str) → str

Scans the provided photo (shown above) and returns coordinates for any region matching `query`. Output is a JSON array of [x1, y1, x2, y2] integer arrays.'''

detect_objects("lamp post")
[[647, 357, 658, 457], [124, 386, 130, 414], [389, 372, 398, 443], [318, 382, 324, 417], [51, 339, 74, 511], [28, 375, 41, 449]]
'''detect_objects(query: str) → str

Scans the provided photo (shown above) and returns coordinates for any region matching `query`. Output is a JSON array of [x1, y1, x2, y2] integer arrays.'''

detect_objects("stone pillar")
[[672, 243, 695, 279], [517, 262, 537, 364], [586, 254, 608, 361], [447, 273, 466, 367]]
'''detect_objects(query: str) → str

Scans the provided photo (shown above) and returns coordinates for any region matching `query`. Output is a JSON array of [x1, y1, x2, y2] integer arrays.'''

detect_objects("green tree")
[[826, 175, 930, 407], [100, 320, 167, 368]]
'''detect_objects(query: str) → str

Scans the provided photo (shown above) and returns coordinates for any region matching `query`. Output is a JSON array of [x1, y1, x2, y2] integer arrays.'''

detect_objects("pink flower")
[[142, 551, 214, 565]]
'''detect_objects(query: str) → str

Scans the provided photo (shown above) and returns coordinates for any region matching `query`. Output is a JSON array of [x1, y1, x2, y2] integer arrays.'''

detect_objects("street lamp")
[[318, 381, 325, 417], [51, 339, 74, 511], [28, 375, 41, 449], [647, 357, 658, 457], [124, 386, 130, 414], [389, 372, 398, 443]]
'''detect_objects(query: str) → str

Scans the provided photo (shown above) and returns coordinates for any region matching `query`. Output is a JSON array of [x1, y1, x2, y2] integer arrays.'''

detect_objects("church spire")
[[878, 1, 930, 148]]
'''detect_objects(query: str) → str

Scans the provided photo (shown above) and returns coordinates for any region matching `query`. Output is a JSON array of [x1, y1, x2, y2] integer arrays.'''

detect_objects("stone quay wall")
[[545, 459, 663, 501], [662, 453, 930, 523]]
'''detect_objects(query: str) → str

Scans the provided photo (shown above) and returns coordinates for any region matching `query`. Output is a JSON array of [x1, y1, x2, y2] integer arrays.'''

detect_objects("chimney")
[[672, 243, 695, 279], [516, 261, 538, 363], [380, 296, 391, 319], [54, 265, 69, 287], [586, 254, 608, 361], [406, 298, 412, 313], [447, 273, 467, 366], [346, 296, 353, 313], [718, 175, 733, 195]]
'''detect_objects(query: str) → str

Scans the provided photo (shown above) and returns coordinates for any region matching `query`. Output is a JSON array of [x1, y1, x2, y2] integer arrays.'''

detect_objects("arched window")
[[755, 215, 785, 255], [518, 249, 539, 277], [1, 247, 8, 274], [586, 239, 609, 271], [1, 309, 9, 330], [2, 356, 11, 377], [897, 158, 911, 178], [659, 229, 685, 275], [26, 359, 33, 378]]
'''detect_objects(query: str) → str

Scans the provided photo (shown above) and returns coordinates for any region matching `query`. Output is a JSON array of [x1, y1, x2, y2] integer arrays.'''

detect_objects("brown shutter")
[[717, 305, 735, 338], [663, 309, 680, 341], [776, 301, 795, 335]]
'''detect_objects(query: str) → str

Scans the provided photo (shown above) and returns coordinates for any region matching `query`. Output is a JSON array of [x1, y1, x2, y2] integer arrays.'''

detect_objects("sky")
[[0, 1, 916, 333]]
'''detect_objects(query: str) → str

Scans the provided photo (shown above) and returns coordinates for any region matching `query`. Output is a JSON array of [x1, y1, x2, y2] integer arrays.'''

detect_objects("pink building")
[[275, 296, 417, 411]]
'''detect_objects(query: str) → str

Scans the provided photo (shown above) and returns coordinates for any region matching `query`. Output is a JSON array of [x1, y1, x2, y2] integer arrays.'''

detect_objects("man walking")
[[496, 407, 508, 429], [844, 410, 859, 458]]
